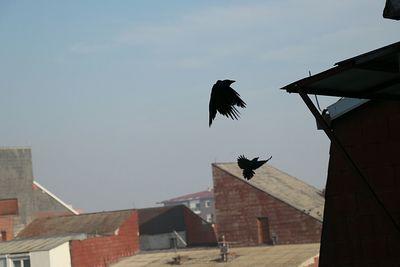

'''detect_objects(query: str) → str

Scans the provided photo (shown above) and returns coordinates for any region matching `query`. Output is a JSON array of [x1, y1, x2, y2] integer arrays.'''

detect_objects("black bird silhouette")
[[237, 155, 272, 180], [209, 80, 246, 127]]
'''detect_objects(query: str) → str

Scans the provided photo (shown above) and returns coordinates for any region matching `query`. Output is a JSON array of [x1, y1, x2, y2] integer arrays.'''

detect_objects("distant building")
[[138, 205, 217, 250], [0, 147, 78, 240], [16, 210, 140, 267], [158, 189, 215, 223], [212, 162, 324, 246]]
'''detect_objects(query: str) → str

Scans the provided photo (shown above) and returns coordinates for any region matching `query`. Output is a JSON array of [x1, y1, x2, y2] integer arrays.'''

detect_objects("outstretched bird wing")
[[237, 155, 251, 169], [237, 155, 255, 180], [252, 156, 272, 170], [237, 155, 272, 180], [209, 80, 246, 127]]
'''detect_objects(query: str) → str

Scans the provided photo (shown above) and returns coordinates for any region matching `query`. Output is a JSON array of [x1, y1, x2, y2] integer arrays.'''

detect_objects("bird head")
[[224, 79, 235, 85]]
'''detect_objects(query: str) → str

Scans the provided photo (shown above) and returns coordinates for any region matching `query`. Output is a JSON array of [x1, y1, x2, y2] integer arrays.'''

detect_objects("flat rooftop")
[[111, 243, 320, 267]]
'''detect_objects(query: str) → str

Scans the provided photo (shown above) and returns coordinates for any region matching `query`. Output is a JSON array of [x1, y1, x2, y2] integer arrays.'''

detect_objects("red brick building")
[[17, 210, 140, 267], [318, 99, 400, 266], [281, 41, 400, 266], [212, 163, 324, 246]]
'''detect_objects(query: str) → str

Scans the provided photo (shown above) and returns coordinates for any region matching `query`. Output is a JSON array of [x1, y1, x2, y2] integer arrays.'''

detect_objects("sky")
[[0, 1, 398, 212]]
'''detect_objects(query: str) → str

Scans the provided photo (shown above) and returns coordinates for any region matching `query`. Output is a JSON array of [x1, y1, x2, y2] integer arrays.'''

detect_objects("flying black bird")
[[237, 155, 272, 180], [209, 80, 246, 127]]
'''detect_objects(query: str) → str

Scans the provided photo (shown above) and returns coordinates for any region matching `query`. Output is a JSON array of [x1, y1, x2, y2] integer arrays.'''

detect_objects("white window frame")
[[9, 254, 30, 267], [0, 256, 7, 267], [205, 200, 211, 208]]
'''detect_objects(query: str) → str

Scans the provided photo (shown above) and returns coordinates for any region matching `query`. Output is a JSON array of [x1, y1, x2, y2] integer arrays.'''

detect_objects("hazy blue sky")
[[0, 1, 398, 212]]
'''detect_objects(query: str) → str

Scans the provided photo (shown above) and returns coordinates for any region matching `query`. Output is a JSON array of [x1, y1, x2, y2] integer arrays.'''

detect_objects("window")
[[205, 200, 211, 208], [206, 213, 214, 223], [189, 200, 200, 210], [0, 258, 6, 267], [11, 257, 30, 267]]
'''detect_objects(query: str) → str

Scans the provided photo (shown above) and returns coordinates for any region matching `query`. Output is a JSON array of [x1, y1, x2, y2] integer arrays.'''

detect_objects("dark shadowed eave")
[[281, 41, 400, 100]]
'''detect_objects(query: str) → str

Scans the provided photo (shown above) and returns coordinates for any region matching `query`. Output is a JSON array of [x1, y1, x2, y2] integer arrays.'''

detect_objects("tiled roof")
[[0, 235, 85, 254], [17, 210, 135, 238], [160, 190, 214, 203], [214, 163, 324, 221]]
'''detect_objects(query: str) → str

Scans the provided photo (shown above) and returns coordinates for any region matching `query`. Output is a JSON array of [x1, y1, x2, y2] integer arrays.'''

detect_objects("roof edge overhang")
[[281, 41, 400, 100]]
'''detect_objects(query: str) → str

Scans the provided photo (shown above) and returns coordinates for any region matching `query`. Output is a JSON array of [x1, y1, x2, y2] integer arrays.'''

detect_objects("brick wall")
[[213, 166, 322, 246], [0, 216, 16, 241], [183, 207, 217, 246], [0, 199, 18, 216], [319, 100, 400, 266], [70, 211, 140, 267]]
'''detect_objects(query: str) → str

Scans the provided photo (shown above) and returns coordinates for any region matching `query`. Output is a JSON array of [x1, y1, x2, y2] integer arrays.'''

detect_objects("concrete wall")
[[32, 183, 75, 218], [0, 148, 35, 225], [30, 251, 51, 267], [49, 242, 71, 267], [319, 100, 400, 266], [70, 211, 139, 267], [140, 231, 186, 250], [0, 148, 76, 238], [213, 166, 322, 246]]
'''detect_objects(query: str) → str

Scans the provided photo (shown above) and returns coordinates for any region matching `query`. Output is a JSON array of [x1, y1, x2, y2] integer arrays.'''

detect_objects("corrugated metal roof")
[[281, 41, 400, 100], [17, 210, 135, 238], [214, 163, 324, 221], [160, 190, 214, 203], [0, 235, 85, 254], [326, 98, 370, 120]]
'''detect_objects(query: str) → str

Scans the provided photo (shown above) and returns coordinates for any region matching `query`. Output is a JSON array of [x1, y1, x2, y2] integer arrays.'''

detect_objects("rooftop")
[[282, 41, 400, 100], [0, 235, 85, 254], [213, 163, 324, 221], [159, 189, 214, 203], [17, 209, 135, 238], [138, 206, 186, 235], [111, 243, 320, 267]]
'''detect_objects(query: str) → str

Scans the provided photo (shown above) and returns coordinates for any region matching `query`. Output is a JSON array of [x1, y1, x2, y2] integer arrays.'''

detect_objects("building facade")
[[16, 210, 140, 267], [159, 189, 215, 223], [0, 147, 78, 240], [319, 99, 400, 266], [212, 162, 324, 246], [138, 205, 217, 250]]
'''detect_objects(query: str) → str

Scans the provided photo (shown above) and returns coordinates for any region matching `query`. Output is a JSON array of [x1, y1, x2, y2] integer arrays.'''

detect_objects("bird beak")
[[228, 80, 235, 84]]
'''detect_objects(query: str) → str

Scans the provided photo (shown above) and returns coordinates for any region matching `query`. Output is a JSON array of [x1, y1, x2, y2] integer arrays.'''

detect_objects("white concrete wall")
[[140, 231, 186, 250], [49, 242, 71, 267], [30, 251, 50, 267], [29, 242, 71, 267]]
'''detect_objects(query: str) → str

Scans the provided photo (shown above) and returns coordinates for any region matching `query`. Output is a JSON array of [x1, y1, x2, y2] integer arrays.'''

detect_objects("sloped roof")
[[160, 189, 214, 203], [17, 210, 135, 238], [0, 235, 85, 254], [33, 181, 79, 215], [138, 206, 186, 235], [213, 163, 324, 221], [281, 41, 400, 100]]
